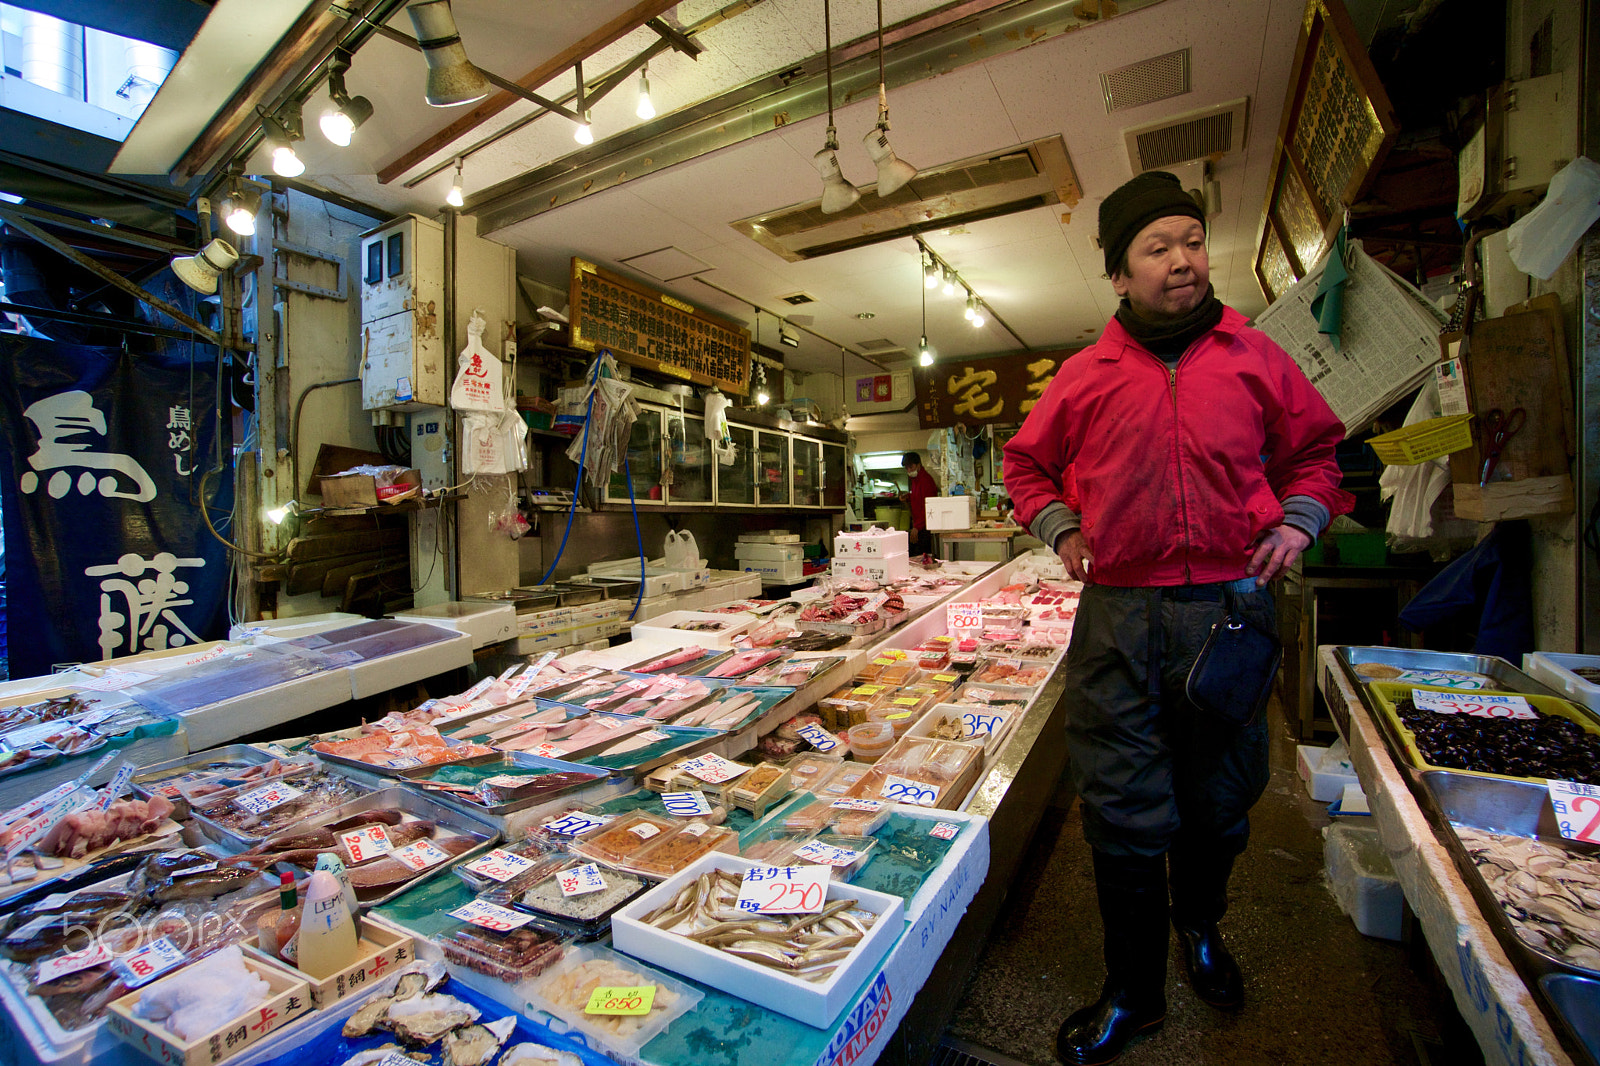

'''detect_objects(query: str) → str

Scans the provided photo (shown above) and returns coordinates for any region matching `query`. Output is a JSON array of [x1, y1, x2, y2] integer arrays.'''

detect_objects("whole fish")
[[348, 835, 478, 900], [635, 646, 708, 673]]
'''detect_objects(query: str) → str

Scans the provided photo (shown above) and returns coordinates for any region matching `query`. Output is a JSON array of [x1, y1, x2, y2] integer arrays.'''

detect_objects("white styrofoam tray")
[[610, 852, 905, 1028], [629, 611, 756, 649], [389, 600, 517, 648], [1523, 651, 1600, 713]]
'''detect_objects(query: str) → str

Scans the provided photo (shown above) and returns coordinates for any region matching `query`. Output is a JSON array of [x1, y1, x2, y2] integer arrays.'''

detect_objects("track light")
[[574, 111, 593, 144], [221, 185, 259, 236], [445, 159, 464, 207], [864, 0, 917, 197], [407, 0, 490, 107], [918, 336, 933, 367], [778, 321, 801, 348], [261, 113, 304, 177], [636, 67, 655, 120], [171, 238, 239, 295], [815, 127, 859, 214], [964, 294, 976, 321], [942, 269, 956, 297], [923, 257, 939, 289], [320, 50, 373, 146], [970, 303, 986, 329]]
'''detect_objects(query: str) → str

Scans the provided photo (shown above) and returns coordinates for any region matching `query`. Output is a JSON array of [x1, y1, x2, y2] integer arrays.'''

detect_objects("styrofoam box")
[[742, 559, 807, 584], [834, 529, 909, 558], [390, 601, 516, 649], [631, 611, 756, 649], [611, 853, 905, 1027], [925, 496, 976, 531], [1323, 823, 1401, 940], [1296, 742, 1358, 803], [832, 553, 909, 583], [515, 630, 573, 654], [736, 542, 806, 562], [1524, 651, 1600, 713]]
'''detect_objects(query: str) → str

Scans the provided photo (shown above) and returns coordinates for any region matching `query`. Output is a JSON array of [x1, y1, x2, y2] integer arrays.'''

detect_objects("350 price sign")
[[736, 864, 832, 914]]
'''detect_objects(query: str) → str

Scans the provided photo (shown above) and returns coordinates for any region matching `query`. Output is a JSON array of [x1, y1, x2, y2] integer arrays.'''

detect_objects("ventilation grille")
[[1101, 49, 1190, 112], [858, 338, 901, 352], [780, 292, 815, 305], [1124, 97, 1248, 172]]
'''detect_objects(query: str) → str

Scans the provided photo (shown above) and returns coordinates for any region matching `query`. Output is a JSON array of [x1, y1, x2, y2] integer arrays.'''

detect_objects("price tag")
[[480, 713, 515, 725], [540, 811, 610, 836], [5, 794, 84, 859], [482, 774, 543, 788], [871, 657, 895, 667], [852, 685, 885, 696], [95, 762, 136, 810], [36, 941, 114, 984], [661, 790, 712, 817], [829, 798, 884, 813], [527, 743, 569, 759], [929, 822, 960, 840], [111, 937, 185, 989], [448, 899, 535, 932], [174, 861, 219, 878], [1392, 669, 1489, 689], [391, 839, 451, 871], [628, 822, 662, 840], [946, 602, 984, 631], [680, 755, 751, 784], [464, 848, 539, 881], [584, 985, 655, 1016], [558, 863, 607, 896], [233, 781, 304, 814], [340, 825, 393, 863], [636, 730, 671, 742], [962, 710, 1006, 737], [881, 775, 940, 807], [793, 840, 860, 867], [796, 723, 839, 752], [892, 697, 919, 707], [736, 865, 832, 914], [498, 664, 523, 681], [462, 677, 497, 700], [1548, 780, 1600, 843], [1412, 690, 1537, 719], [384, 756, 423, 769]]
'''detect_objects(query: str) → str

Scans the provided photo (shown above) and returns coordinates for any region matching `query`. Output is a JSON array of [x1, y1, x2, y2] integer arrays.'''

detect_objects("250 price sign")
[[736, 864, 832, 914]]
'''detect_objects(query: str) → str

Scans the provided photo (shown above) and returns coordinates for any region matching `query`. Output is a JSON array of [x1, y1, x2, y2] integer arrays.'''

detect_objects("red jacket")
[[1004, 308, 1353, 586], [906, 468, 939, 529]]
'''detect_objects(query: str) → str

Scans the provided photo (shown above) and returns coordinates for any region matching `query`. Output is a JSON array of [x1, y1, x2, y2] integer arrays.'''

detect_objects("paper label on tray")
[[796, 723, 839, 753], [680, 822, 710, 837], [852, 685, 884, 696], [929, 822, 960, 840], [391, 839, 451, 871], [794, 840, 860, 867], [36, 941, 113, 984], [463, 677, 497, 700], [584, 985, 655, 1016], [830, 798, 884, 812], [384, 756, 424, 769], [540, 811, 610, 836], [480, 713, 515, 724], [661, 790, 713, 817], [628, 823, 662, 840], [233, 781, 304, 814], [947, 603, 984, 631], [962, 710, 1007, 737], [5, 794, 83, 859], [881, 775, 940, 807], [464, 848, 538, 881], [871, 657, 895, 667], [657, 676, 689, 690], [498, 664, 523, 681], [963, 687, 998, 703], [885, 712, 912, 721], [636, 730, 671, 742], [112, 936, 185, 989], [1392, 669, 1490, 689], [1412, 690, 1536, 719], [737, 864, 832, 914], [173, 861, 219, 877], [527, 743, 568, 759], [680, 754, 750, 784], [369, 1054, 418, 1066], [340, 825, 393, 863], [482, 774, 544, 788], [892, 697, 919, 707], [1547, 780, 1600, 843], [95, 762, 136, 809], [448, 899, 535, 932], [558, 862, 607, 896]]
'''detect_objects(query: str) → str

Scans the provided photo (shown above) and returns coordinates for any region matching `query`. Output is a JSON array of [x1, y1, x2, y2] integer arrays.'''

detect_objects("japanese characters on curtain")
[[0, 333, 233, 677]]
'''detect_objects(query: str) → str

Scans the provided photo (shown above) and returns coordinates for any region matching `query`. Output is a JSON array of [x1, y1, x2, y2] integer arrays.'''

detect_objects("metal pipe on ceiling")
[[690, 275, 890, 374]]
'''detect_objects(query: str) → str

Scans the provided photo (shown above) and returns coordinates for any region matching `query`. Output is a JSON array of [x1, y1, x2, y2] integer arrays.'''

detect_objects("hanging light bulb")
[[573, 110, 594, 144], [964, 293, 976, 321], [970, 301, 986, 329], [754, 363, 769, 405], [814, 0, 859, 214], [923, 256, 939, 289], [445, 158, 465, 207], [942, 268, 956, 297], [261, 114, 305, 178], [863, 1, 917, 197], [918, 336, 934, 367], [636, 67, 655, 119]]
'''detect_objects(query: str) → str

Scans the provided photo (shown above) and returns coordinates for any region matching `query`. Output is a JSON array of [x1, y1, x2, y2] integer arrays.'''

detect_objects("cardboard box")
[[319, 468, 421, 509], [925, 496, 976, 531], [834, 529, 908, 557], [243, 925, 413, 1009], [107, 955, 312, 1066], [831, 553, 909, 583]]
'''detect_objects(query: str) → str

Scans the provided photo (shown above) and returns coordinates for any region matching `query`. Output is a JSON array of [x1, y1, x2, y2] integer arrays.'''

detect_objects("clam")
[[443, 1016, 516, 1066], [385, 993, 481, 1045]]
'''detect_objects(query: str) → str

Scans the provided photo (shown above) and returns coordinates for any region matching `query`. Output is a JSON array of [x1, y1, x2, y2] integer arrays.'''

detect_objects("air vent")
[[732, 138, 1081, 263], [618, 246, 714, 281], [1124, 98, 1248, 172], [858, 338, 901, 352], [1101, 49, 1190, 113], [780, 292, 815, 305]]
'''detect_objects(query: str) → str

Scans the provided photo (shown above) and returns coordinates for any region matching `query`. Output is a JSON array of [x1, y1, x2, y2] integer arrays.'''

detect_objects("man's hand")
[[1247, 524, 1313, 586], [1055, 530, 1093, 583]]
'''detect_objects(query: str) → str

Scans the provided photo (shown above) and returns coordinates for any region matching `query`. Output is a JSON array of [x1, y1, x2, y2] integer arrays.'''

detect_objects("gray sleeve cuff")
[[1282, 495, 1330, 541], [1029, 500, 1081, 551]]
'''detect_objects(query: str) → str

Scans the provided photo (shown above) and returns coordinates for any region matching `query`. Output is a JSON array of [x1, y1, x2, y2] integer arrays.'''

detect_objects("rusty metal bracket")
[[271, 237, 347, 300]]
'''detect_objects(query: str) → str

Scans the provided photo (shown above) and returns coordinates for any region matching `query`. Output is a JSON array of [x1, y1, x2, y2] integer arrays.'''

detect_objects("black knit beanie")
[[1099, 171, 1205, 277]]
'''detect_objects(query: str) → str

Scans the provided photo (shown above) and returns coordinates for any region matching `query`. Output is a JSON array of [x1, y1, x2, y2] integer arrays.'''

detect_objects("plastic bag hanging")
[[564, 350, 639, 483], [450, 310, 505, 412]]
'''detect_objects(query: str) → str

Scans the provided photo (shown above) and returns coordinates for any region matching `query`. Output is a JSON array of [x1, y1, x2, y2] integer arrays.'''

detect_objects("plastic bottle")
[[316, 853, 362, 938], [295, 869, 360, 979], [256, 871, 300, 962]]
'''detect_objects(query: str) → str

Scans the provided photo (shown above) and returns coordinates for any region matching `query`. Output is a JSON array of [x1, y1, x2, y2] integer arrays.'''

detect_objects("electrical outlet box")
[[360, 215, 445, 411]]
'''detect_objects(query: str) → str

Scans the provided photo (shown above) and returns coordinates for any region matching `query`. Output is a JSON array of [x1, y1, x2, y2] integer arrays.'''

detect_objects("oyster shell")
[[502, 1044, 583, 1066], [342, 1044, 429, 1066], [385, 993, 481, 1045], [341, 961, 451, 1037], [443, 1016, 516, 1066]]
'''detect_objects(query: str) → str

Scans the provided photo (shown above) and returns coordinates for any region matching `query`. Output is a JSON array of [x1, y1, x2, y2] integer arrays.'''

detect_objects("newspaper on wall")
[[1254, 240, 1447, 434]]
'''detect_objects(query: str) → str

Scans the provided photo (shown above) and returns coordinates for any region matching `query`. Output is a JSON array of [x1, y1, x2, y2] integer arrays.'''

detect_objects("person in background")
[[1003, 171, 1352, 1065], [901, 451, 939, 555]]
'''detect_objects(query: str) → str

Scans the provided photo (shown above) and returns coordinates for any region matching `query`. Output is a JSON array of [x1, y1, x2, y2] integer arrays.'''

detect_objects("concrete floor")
[[945, 703, 1482, 1066]]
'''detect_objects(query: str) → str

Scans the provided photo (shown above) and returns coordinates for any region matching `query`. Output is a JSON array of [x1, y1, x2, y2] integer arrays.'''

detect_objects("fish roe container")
[[719, 762, 794, 818], [848, 721, 897, 762], [784, 753, 844, 792], [623, 821, 740, 878]]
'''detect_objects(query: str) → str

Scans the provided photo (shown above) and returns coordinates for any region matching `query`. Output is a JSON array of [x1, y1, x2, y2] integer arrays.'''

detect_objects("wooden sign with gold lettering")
[[569, 258, 751, 393], [913, 349, 1080, 429]]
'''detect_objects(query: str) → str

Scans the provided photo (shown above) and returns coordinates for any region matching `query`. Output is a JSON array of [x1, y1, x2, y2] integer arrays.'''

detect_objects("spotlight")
[[636, 68, 655, 120], [266, 500, 300, 525], [261, 114, 304, 177], [445, 159, 464, 207], [778, 322, 800, 348], [407, 0, 490, 107], [756, 389, 770, 405], [918, 336, 934, 367], [964, 294, 976, 321], [221, 186, 259, 236], [814, 127, 859, 214], [970, 306, 986, 329], [923, 257, 939, 289], [942, 269, 956, 297], [863, 87, 917, 196], [319, 50, 372, 146], [574, 111, 594, 144], [171, 238, 239, 295]]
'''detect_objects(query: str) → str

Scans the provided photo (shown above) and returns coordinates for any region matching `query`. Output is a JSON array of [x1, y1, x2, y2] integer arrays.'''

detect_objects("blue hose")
[[624, 452, 645, 621], [536, 389, 594, 587]]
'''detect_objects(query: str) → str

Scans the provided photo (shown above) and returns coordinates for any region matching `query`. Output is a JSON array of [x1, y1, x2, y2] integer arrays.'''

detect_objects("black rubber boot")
[[1057, 850, 1168, 1065], [1168, 843, 1244, 1009]]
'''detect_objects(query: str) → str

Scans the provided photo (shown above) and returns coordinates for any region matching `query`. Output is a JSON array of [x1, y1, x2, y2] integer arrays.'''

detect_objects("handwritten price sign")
[[391, 839, 451, 871], [946, 603, 984, 632], [112, 937, 185, 989], [233, 782, 304, 814], [340, 825, 393, 863], [1392, 669, 1489, 689], [1548, 780, 1600, 843], [37, 941, 113, 985], [448, 899, 535, 932], [541, 811, 610, 836], [929, 822, 960, 840], [661, 790, 712, 817], [830, 798, 884, 813], [463, 848, 538, 882], [796, 723, 839, 753], [680, 754, 751, 785], [1412, 690, 1537, 720], [962, 710, 1007, 738], [558, 862, 607, 897], [881, 775, 940, 807], [736, 864, 832, 914], [527, 743, 569, 759], [793, 841, 860, 868], [584, 985, 655, 1016]]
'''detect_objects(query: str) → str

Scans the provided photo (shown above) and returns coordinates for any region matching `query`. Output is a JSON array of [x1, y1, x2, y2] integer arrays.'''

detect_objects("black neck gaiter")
[[1114, 285, 1225, 358]]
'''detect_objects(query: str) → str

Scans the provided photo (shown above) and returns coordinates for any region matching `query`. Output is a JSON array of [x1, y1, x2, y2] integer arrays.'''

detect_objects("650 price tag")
[[1548, 780, 1600, 843], [111, 937, 185, 989], [584, 984, 655, 1016], [736, 865, 832, 914], [1413, 690, 1536, 719], [448, 899, 534, 932], [881, 775, 940, 807]]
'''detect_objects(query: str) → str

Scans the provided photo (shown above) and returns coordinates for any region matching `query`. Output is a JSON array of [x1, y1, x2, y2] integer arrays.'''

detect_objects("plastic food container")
[[739, 825, 817, 866], [847, 721, 897, 762], [523, 944, 703, 1059], [970, 657, 1052, 688], [805, 832, 878, 881], [818, 683, 890, 730], [454, 837, 570, 897], [784, 753, 844, 793], [812, 761, 872, 798], [625, 822, 740, 878], [513, 857, 653, 940], [781, 795, 890, 836], [439, 921, 570, 981], [720, 762, 793, 817], [852, 654, 908, 685], [567, 812, 677, 865]]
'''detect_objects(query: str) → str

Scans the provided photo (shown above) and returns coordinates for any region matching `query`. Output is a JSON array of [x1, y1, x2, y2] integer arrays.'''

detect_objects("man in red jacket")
[[900, 451, 939, 556], [1004, 171, 1351, 1065]]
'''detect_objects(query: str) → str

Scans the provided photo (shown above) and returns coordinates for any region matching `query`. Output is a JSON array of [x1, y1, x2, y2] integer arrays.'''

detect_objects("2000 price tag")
[[540, 812, 609, 837], [584, 984, 655, 1016], [233, 782, 304, 815], [881, 775, 940, 807], [464, 848, 537, 881], [661, 790, 712, 817], [1412, 690, 1536, 719], [111, 937, 185, 989], [796, 723, 839, 752], [736, 865, 832, 914], [448, 899, 535, 932], [1548, 780, 1600, 843], [340, 825, 393, 864]]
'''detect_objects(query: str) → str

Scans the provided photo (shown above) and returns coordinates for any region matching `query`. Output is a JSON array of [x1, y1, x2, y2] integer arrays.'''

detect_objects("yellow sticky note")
[[894, 697, 919, 706], [584, 984, 656, 1016]]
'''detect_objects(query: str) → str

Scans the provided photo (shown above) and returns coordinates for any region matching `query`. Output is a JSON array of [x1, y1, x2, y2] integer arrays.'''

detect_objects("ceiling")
[[122, 0, 1313, 377]]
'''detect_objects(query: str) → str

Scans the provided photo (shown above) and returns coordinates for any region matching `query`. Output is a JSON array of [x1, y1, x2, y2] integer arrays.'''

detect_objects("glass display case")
[[667, 412, 713, 503], [822, 442, 847, 508], [717, 424, 757, 506], [792, 437, 822, 508], [605, 409, 664, 505], [755, 430, 790, 506]]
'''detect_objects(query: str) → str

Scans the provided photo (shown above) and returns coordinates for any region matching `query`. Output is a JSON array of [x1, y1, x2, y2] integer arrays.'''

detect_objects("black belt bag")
[[1185, 584, 1281, 727]]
